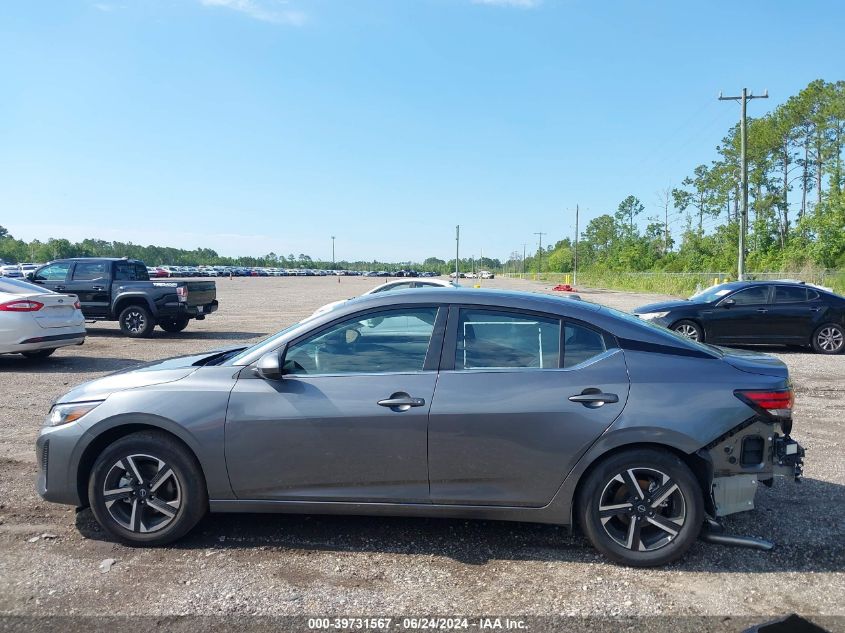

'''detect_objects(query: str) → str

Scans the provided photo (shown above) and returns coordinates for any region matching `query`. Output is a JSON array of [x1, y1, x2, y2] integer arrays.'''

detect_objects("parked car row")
[[0, 263, 44, 278], [145, 266, 444, 278]]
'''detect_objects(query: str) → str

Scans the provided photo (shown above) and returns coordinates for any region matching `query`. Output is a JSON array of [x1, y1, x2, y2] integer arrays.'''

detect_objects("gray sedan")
[[36, 288, 804, 566]]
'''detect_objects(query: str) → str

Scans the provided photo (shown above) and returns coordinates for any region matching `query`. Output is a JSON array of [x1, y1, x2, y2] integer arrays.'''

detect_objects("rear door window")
[[774, 286, 807, 303], [563, 322, 607, 368], [455, 309, 560, 370], [72, 262, 109, 281]]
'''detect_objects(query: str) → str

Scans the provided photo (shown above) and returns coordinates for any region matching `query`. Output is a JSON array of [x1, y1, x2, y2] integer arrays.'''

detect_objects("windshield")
[[689, 283, 736, 303]]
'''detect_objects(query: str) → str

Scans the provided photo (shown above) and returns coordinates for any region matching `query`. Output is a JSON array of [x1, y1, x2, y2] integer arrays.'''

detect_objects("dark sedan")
[[634, 281, 845, 354], [37, 288, 804, 566]]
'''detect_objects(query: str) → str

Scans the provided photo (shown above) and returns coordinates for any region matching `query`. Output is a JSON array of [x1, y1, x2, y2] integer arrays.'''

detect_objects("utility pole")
[[534, 232, 546, 275], [455, 225, 460, 281], [719, 88, 768, 281], [573, 205, 579, 287]]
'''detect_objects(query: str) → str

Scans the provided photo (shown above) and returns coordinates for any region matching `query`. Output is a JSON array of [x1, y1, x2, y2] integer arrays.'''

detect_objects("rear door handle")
[[378, 393, 426, 411], [756, 308, 768, 313], [568, 392, 619, 407], [809, 307, 821, 312], [92, 285, 105, 291]]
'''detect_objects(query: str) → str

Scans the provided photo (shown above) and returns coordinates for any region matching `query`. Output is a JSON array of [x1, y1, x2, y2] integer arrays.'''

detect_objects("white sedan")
[[0, 278, 86, 358], [312, 278, 457, 317]]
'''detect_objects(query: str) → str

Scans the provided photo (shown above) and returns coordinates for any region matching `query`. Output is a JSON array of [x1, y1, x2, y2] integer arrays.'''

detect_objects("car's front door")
[[65, 261, 111, 318], [705, 285, 773, 343], [428, 307, 630, 507], [225, 305, 445, 502]]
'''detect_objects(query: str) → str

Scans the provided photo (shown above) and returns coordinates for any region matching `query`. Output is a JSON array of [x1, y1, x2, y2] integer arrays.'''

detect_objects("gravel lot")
[[0, 277, 842, 626]]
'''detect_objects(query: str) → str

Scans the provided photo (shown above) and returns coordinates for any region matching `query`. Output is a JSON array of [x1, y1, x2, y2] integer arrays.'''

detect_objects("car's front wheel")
[[88, 431, 207, 545], [577, 448, 704, 567], [812, 323, 844, 354], [671, 320, 703, 342]]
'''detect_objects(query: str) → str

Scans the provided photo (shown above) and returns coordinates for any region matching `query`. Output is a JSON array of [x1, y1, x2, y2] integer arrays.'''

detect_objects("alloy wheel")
[[816, 326, 844, 353], [674, 324, 700, 341], [598, 467, 686, 552], [102, 454, 182, 533], [125, 310, 147, 334]]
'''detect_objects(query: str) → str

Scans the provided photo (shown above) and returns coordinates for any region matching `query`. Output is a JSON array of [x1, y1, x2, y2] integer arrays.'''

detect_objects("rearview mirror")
[[254, 350, 283, 380]]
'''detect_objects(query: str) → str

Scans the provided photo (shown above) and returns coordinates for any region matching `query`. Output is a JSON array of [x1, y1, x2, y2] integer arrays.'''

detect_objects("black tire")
[[87, 431, 207, 546], [811, 323, 845, 355], [671, 319, 703, 343], [118, 304, 155, 338], [21, 348, 56, 359], [159, 317, 190, 333], [577, 448, 704, 567]]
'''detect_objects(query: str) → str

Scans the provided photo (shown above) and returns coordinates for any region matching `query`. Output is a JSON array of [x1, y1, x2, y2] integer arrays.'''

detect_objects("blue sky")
[[1, 1, 843, 263]]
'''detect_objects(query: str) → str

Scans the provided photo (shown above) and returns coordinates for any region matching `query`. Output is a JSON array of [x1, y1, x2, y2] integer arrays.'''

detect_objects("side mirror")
[[254, 350, 283, 380], [721, 298, 735, 308], [25, 272, 35, 281]]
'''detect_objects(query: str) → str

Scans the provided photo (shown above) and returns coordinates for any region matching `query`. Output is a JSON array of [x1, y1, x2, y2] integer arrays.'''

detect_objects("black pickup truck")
[[28, 258, 218, 337]]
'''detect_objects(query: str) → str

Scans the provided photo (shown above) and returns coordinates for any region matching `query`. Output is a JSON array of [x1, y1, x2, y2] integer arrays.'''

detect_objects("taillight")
[[735, 389, 794, 419], [176, 286, 188, 302], [0, 299, 44, 312]]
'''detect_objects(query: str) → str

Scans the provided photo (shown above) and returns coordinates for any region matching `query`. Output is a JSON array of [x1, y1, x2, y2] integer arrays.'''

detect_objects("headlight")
[[637, 311, 670, 321], [46, 401, 103, 427]]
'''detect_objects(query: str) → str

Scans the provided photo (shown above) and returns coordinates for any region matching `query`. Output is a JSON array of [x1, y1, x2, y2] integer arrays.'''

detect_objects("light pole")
[[331, 236, 336, 268], [455, 225, 460, 281]]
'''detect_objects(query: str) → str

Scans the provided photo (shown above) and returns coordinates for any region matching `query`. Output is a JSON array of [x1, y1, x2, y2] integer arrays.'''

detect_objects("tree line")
[[514, 79, 844, 276]]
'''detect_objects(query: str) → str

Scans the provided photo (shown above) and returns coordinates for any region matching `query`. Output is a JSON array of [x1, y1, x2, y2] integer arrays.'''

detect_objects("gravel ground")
[[0, 276, 842, 627]]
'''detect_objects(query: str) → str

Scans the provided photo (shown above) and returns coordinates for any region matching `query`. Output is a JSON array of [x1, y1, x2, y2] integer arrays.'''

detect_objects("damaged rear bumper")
[[699, 417, 805, 517]]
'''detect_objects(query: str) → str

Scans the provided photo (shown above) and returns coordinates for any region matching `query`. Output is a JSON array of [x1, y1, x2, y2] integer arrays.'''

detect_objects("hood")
[[633, 300, 692, 314], [56, 348, 238, 404], [719, 347, 789, 379]]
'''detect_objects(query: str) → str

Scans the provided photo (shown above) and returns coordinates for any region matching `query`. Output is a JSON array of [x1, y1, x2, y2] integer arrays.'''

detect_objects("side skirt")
[[209, 499, 570, 526]]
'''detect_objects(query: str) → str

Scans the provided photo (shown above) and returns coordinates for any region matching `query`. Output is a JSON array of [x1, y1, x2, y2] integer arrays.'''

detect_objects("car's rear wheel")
[[118, 304, 155, 338], [159, 317, 190, 333], [671, 320, 703, 342], [21, 348, 56, 359], [88, 431, 207, 545], [812, 323, 844, 354], [577, 448, 704, 567]]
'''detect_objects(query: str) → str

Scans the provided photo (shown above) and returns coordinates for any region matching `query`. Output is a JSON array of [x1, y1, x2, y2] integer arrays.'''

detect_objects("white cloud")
[[199, 0, 307, 26], [471, 0, 542, 7]]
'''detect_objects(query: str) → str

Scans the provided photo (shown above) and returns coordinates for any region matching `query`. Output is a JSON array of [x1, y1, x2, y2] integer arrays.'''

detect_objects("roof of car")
[[48, 257, 142, 263]]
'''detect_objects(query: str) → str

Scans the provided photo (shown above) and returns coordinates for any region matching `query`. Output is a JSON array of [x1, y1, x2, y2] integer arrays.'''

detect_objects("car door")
[[705, 285, 773, 343], [65, 261, 111, 318], [225, 305, 445, 502], [428, 307, 630, 507], [31, 262, 72, 293], [766, 285, 815, 343]]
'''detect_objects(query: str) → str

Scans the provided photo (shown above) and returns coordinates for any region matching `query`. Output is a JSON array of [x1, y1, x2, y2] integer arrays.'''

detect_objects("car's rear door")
[[225, 305, 446, 502], [766, 285, 816, 343], [427, 306, 630, 507]]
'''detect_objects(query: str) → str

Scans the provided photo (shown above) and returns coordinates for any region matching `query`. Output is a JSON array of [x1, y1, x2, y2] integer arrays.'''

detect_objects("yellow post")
[[565, 274, 571, 285]]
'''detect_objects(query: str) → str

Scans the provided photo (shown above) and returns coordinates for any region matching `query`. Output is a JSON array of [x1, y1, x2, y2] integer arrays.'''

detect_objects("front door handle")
[[378, 392, 426, 411], [92, 285, 105, 291], [756, 308, 768, 313], [55, 285, 66, 292], [569, 391, 619, 408], [809, 306, 821, 312]]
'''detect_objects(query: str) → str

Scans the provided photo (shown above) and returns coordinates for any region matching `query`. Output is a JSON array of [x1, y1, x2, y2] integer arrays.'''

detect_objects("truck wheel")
[[119, 304, 155, 338], [159, 317, 190, 333]]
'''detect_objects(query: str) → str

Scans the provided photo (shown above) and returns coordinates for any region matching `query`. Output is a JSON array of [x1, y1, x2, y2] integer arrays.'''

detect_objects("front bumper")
[[36, 421, 89, 506], [702, 417, 804, 517]]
